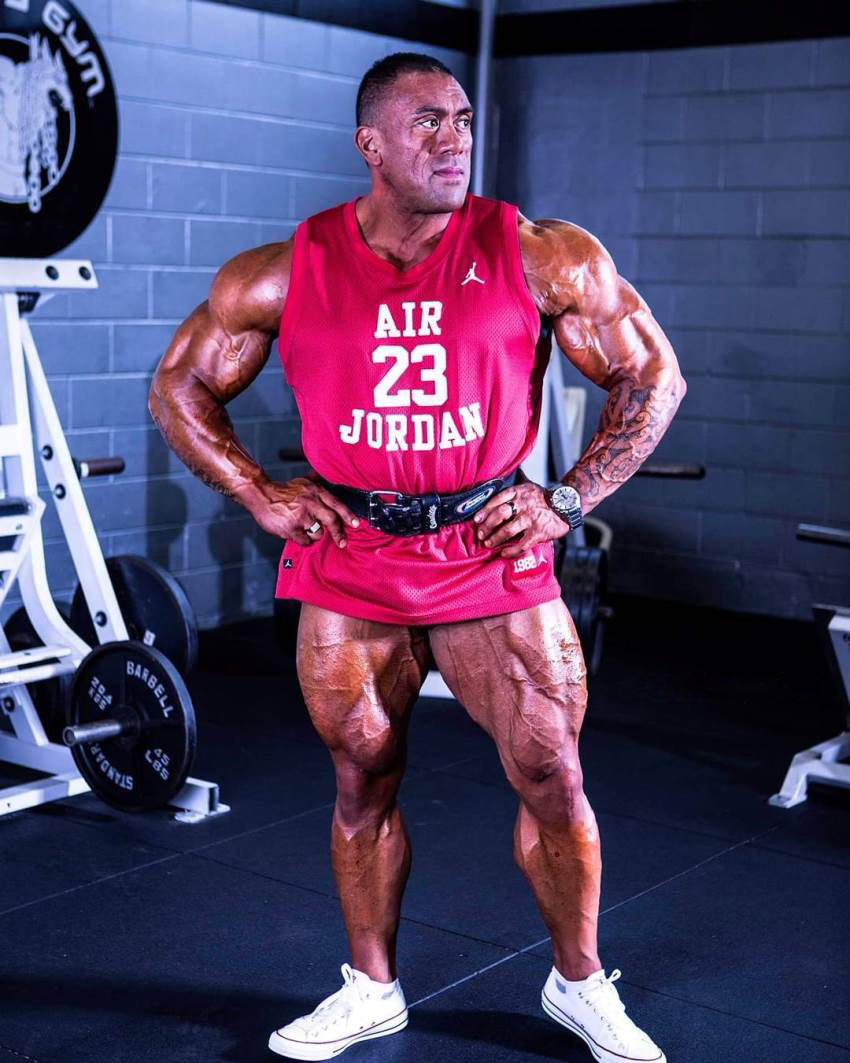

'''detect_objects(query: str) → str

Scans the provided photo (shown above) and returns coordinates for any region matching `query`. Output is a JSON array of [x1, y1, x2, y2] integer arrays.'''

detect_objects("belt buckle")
[[368, 489, 408, 530]]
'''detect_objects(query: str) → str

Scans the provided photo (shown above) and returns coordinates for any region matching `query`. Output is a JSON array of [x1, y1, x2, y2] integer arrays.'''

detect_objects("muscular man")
[[150, 51, 685, 1063]]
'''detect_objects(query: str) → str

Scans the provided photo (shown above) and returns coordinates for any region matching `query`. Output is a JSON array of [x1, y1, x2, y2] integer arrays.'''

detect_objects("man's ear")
[[354, 126, 382, 169]]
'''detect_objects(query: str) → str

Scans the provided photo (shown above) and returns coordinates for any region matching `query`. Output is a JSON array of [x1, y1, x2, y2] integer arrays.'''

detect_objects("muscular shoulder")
[[516, 212, 619, 321], [208, 237, 294, 337]]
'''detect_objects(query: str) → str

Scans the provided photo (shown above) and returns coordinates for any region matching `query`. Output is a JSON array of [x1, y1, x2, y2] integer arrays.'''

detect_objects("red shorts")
[[274, 516, 562, 627]]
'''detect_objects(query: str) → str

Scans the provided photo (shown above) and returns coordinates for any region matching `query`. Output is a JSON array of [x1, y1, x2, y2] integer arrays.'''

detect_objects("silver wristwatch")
[[545, 485, 583, 529]]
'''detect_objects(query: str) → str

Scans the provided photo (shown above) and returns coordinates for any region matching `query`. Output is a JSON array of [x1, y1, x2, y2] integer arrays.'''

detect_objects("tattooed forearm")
[[562, 373, 686, 512], [519, 216, 687, 512]]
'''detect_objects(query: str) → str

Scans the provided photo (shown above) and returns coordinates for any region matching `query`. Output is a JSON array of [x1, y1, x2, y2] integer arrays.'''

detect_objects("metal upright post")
[[472, 0, 497, 198]]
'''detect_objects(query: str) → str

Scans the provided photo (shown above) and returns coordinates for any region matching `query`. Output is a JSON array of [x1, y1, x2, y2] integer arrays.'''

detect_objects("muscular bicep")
[[152, 240, 291, 407], [526, 218, 681, 392], [552, 270, 677, 391], [155, 299, 273, 408]]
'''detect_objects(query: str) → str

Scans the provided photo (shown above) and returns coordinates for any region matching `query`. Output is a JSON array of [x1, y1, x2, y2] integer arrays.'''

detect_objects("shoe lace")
[[580, 969, 629, 1037], [302, 963, 365, 1035]]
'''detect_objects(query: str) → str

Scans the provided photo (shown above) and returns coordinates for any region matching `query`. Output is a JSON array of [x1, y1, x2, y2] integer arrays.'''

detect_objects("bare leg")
[[296, 603, 431, 983], [429, 596, 602, 979]]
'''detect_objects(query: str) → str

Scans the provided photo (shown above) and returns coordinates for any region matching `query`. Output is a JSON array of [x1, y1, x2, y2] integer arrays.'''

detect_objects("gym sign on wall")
[[0, 0, 118, 257]]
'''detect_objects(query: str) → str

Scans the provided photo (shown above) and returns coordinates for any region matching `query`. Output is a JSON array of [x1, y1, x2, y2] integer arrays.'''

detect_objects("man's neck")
[[354, 192, 456, 265]]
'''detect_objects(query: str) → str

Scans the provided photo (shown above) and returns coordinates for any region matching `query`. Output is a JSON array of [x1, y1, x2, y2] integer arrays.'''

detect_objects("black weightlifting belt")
[[319, 467, 521, 537]]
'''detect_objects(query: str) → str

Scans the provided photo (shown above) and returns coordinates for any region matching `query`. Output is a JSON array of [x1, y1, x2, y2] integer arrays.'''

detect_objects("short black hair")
[[356, 51, 456, 128]]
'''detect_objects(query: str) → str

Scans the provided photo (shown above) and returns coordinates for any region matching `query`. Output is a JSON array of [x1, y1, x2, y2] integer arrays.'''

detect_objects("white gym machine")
[[769, 524, 850, 809], [0, 257, 226, 820]]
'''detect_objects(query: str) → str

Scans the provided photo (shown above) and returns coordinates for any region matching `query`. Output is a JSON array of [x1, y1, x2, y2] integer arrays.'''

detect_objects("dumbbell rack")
[[0, 258, 226, 820]]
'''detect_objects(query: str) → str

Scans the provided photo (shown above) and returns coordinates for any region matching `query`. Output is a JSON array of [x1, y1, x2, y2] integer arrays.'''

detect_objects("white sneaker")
[[268, 963, 408, 1060], [541, 966, 666, 1063]]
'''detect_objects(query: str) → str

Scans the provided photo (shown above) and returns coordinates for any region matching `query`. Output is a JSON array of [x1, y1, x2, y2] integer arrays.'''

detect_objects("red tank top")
[[274, 192, 562, 626], [278, 193, 547, 493]]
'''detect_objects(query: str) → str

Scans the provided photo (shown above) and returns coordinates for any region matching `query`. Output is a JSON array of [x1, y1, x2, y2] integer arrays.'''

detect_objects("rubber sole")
[[541, 990, 664, 1063], [268, 1008, 408, 1060]]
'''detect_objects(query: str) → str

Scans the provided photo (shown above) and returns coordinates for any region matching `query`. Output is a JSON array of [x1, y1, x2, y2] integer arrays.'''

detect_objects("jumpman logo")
[[461, 260, 485, 286]]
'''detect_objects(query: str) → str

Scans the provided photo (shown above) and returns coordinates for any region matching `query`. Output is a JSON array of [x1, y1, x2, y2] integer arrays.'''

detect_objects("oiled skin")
[[149, 70, 686, 985]]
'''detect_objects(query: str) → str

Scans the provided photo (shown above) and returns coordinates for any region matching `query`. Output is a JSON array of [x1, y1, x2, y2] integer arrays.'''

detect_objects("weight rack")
[[0, 257, 227, 821]]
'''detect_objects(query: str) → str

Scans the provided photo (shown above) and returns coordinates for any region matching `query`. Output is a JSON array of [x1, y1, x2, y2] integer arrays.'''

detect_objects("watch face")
[[550, 486, 582, 527], [554, 486, 579, 509]]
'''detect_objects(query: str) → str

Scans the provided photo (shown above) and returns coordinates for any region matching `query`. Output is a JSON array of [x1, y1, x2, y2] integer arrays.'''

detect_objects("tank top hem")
[[274, 581, 562, 627]]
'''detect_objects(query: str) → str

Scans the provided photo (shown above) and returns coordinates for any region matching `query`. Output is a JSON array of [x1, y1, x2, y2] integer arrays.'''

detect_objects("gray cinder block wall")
[[496, 35, 850, 620], [3, 0, 470, 630], [5, 0, 847, 630]]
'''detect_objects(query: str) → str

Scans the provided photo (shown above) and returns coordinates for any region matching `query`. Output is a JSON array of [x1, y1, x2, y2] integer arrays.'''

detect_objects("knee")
[[509, 730, 565, 783], [506, 686, 585, 785], [511, 743, 586, 827], [331, 701, 406, 827], [333, 747, 404, 830], [337, 716, 402, 777]]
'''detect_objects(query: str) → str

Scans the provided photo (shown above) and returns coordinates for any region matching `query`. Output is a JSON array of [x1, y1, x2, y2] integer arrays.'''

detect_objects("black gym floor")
[[1, 594, 848, 1063]]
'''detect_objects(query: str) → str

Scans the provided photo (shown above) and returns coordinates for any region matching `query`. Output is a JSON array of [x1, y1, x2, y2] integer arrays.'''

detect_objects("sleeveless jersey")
[[273, 192, 562, 626]]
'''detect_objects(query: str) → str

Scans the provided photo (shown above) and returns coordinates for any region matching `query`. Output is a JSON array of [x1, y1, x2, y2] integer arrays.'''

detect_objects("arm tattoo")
[[562, 376, 684, 510]]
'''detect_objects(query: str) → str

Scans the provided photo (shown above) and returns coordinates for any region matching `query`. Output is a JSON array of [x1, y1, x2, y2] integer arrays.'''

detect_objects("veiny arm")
[[521, 216, 687, 514], [148, 239, 359, 547], [148, 242, 288, 513]]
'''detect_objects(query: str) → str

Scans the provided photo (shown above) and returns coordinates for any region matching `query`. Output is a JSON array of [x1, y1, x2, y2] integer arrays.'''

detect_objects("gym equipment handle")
[[635, 463, 705, 479], [73, 456, 126, 479], [796, 523, 850, 549], [64, 719, 128, 746]]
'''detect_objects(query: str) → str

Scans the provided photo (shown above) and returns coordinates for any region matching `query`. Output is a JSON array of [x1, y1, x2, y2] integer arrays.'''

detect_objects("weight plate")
[[68, 640, 196, 813], [4, 601, 73, 744], [0, 0, 118, 257], [558, 544, 607, 677], [71, 555, 198, 676]]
